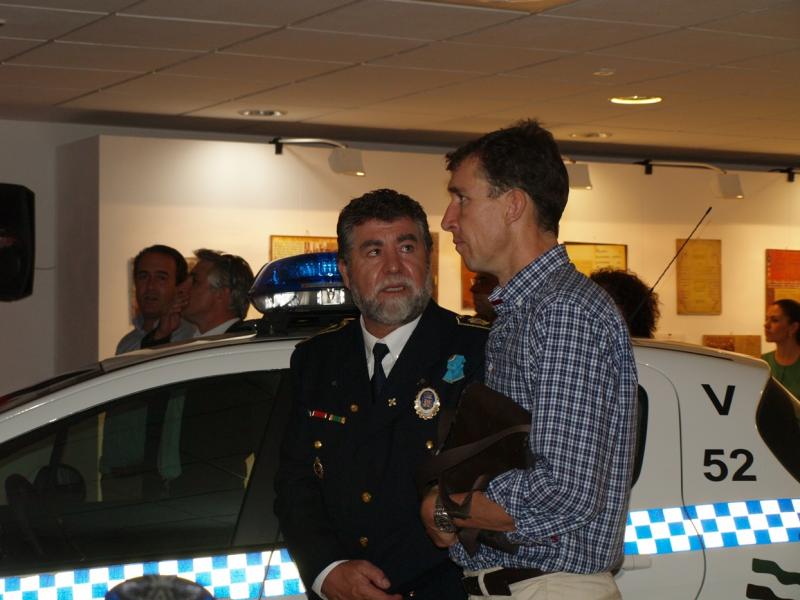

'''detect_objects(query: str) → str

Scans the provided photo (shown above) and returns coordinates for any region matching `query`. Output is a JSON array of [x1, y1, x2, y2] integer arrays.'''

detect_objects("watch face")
[[434, 500, 457, 533]]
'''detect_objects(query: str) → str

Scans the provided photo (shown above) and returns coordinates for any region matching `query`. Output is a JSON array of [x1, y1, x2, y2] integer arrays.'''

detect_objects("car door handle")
[[621, 555, 653, 570]]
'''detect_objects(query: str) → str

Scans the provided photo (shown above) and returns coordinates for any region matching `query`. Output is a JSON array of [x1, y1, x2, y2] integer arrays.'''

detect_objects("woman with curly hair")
[[590, 268, 660, 338]]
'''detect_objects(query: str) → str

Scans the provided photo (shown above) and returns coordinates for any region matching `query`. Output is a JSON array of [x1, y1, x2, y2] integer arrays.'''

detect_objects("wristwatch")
[[434, 497, 457, 533]]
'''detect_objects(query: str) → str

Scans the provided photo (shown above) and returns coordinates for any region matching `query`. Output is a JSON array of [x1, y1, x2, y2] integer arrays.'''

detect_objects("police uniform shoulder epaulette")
[[456, 314, 491, 329]]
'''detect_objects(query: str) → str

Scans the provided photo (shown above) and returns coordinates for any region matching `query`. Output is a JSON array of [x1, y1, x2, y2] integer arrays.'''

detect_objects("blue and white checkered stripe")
[[3, 498, 798, 600], [0, 548, 304, 600], [625, 497, 800, 555]]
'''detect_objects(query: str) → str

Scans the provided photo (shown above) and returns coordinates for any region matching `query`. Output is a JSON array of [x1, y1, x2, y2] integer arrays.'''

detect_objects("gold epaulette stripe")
[[456, 314, 491, 329]]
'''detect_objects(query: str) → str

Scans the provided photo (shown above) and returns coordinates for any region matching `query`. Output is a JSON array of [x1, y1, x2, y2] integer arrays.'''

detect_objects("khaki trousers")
[[466, 569, 621, 600]]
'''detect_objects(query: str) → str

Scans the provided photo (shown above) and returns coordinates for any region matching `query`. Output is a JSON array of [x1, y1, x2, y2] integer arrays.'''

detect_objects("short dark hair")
[[590, 268, 660, 338], [773, 299, 800, 344], [194, 248, 255, 319], [336, 189, 433, 264], [133, 244, 188, 284], [446, 119, 568, 235]]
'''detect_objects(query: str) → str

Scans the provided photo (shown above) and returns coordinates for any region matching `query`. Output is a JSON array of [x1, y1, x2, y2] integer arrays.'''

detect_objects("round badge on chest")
[[414, 387, 440, 420]]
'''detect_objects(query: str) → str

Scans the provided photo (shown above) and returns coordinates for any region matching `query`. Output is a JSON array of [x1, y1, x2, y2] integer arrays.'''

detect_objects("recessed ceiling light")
[[610, 95, 662, 105], [238, 109, 286, 117], [569, 132, 612, 139], [593, 68, 616, 77]]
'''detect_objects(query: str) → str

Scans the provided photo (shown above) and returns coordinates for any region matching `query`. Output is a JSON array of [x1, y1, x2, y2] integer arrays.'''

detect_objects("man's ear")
[[338, 258, 351, 289], [504, 188, 529, 224]]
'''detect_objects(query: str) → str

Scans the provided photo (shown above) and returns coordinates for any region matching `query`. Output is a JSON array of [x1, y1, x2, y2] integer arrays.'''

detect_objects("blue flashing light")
[[249, 252, 351, 314]]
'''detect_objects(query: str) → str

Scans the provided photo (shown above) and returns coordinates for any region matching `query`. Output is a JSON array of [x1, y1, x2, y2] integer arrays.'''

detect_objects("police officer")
[[275, 189, 488, 600]]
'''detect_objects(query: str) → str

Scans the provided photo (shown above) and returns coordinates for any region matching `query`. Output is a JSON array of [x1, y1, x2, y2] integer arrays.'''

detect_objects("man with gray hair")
[[276, 189, 488, 600], [144, 248, 254, 345]]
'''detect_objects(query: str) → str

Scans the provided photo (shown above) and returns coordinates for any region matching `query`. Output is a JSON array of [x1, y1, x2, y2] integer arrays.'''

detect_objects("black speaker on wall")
[[0, 183, 35, 301]]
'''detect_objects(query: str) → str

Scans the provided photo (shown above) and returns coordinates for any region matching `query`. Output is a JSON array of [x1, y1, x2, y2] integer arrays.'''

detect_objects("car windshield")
[[0, 367, 102, 413], [756, 377, 800, 484]]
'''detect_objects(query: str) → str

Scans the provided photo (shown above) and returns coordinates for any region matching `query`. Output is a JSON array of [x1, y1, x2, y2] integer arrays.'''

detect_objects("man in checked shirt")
[[422, 120, 638, 599]]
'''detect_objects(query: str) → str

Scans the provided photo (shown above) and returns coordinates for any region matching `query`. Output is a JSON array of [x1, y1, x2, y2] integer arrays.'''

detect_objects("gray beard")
[[350, 271, 432, 327]]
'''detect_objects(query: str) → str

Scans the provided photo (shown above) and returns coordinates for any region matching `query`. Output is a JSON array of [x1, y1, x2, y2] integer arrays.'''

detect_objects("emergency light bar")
[[249, 252, 353, 314]]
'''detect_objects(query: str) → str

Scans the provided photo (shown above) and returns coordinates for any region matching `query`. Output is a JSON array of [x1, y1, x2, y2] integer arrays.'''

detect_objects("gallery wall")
[[94, 134, 800, 360], [1, 118, 799, 396]]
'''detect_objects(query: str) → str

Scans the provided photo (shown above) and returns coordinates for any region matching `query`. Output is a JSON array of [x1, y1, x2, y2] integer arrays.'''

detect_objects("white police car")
[[0, 254, 797, 600]]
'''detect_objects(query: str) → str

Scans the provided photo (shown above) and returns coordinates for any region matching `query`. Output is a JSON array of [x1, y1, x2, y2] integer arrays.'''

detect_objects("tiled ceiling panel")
[[547, 0, 789, 27], [1, 0, 132, 10], [0, 5, 105, 39], [596, 28, 800, 65], [369, 42, 565, 73], [298, 0, 522, 40], [121, 0, 355, 27], [0, 64, 132, 89], [0, 0, 795, 164], [452, 14, 668, 51], [0, 37, 41, 60], [227, 29, 426, 63], [0, 83, 90, 104], [161, 54, 345, 85], [60, 14, 272, 51], [245, 65, 477, 108], [507, 54, 696, 85], [698, 0, 800, 39], [7, 41, 200, 72], [93, 72, 268, 101]]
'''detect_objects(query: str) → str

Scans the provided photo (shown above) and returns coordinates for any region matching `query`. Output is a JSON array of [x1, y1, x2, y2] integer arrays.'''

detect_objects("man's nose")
[[441, 200, 459, 232], [383, 249, 402, 272]]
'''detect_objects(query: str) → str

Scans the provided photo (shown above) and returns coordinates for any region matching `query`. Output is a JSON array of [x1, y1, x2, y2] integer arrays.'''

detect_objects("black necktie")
[[372, 343, 390, 401]]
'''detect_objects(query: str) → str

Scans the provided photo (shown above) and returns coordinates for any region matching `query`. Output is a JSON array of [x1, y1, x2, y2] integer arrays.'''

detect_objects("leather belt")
[[462, 568, 547, 596]]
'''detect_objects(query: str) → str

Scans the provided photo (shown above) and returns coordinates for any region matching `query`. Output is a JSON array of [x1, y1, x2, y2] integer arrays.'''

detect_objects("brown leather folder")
[[416, 382, 532, 555]]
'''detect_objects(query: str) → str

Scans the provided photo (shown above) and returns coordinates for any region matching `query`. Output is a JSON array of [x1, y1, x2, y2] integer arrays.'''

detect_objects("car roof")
[[632, 337, 767, 368], [99, 330, 302, 373]]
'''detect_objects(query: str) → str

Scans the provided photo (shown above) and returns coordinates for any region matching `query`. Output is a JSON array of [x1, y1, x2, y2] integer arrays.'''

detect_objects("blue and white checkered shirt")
[[451, 244, 638, 574]]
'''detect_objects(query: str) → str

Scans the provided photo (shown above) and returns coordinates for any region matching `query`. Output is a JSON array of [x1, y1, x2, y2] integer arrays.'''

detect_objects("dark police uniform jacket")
[[274, 301, 488, 599]]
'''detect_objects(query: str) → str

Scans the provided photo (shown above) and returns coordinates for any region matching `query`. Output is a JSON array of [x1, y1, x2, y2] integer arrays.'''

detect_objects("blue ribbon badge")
[[443, 354, 465, 383]]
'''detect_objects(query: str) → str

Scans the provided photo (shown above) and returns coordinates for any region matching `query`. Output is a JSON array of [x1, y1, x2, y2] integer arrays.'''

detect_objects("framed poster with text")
[[702, 334, 761, 358], [564, 242, 627, 276], [676, 239, 721, 315], [765, 249, 800, 308], [270, 235, 337, 261]]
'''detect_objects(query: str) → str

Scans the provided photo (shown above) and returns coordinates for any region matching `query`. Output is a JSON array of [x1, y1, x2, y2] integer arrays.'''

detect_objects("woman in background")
[[590, 268, 659, 338], [763, 299, 800, 399]]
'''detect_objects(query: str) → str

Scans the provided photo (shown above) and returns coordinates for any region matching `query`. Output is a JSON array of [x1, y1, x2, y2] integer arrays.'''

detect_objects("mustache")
[[378, 276, 414, 292]]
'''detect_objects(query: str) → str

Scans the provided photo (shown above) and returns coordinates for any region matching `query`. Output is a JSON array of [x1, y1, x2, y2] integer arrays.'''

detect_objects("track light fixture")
[[564, 162, 593, 190], [635, 160, 744, 199], [269, 137, 366, 177], [769, 167, 798, 183]]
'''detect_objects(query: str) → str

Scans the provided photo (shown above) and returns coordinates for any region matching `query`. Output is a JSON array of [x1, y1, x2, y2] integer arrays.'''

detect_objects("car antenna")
[[630, 205, 712, 322]]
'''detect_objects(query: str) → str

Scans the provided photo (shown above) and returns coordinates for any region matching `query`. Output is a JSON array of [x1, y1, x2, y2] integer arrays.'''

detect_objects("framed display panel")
[[564, 242, 627, 276], [765, 249, 800, 308], [270, 235, 337, 261], [702, 334, 761, 358], [676, 239, 721, 315]]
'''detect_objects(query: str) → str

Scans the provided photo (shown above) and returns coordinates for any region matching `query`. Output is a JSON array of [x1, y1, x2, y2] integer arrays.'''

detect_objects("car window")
[[0, 369, 291, 576], [631, 385, 648, 487], [756, 377, 800, 484]]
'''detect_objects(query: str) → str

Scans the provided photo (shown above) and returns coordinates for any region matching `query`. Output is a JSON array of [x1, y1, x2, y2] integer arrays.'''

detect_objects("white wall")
[[562, 164, 799, 343], [1, 120, 799, 396], [97, 135, 455, 359]]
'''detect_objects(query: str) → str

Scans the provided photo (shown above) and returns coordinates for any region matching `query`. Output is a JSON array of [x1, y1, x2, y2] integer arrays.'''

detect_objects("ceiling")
[[0, 0, 798, 167]]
